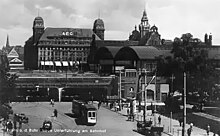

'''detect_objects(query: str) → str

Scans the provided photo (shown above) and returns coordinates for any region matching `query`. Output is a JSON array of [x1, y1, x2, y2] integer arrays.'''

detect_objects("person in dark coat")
[[179, 117, 183, 126], [53, 109, 58, 117], [7, 121, 13, 132], [158, 115, 161, 125], [98, 101, 101, 109], [187, 123, 193, 136], [187, 127, 192, 136]]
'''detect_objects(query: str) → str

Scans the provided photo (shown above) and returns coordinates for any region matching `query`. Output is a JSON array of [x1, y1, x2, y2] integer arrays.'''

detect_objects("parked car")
[[137, 121, 152, 135], [192, 103, 204, 112], [40, 120, 52, 131]]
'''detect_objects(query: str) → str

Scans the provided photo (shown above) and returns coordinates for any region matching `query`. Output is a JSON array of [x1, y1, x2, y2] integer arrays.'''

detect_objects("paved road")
[[11, 102, 142, 136], [112, 106, 217, 136]]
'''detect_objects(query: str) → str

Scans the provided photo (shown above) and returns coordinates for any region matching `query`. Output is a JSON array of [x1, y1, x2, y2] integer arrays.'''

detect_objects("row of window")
[[39, 47, 89, 51], [39, 47, 89, 62], [39, 39, 91, 45], [39, 53, 87, 61], [40, 57, 87, 62], [39, 51, 88, 56]]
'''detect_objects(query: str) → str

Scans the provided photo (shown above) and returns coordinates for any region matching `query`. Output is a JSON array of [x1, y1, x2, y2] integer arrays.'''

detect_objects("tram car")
[[72, 99, 97, 125], [72, 99, 85, 116]]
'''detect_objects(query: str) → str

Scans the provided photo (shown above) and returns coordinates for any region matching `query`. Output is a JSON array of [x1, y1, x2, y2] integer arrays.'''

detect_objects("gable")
[[10, 58, 22, 63], [7, 48, 19, 58]]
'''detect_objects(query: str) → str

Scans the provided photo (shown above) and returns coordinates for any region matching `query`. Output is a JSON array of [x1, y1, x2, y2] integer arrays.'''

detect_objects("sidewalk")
[[103, 104, 217, 136]]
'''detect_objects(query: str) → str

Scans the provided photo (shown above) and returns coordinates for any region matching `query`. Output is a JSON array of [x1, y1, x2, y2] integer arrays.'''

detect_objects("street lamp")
[[118, 68, 125, 111], [136, 70, 156, 123]]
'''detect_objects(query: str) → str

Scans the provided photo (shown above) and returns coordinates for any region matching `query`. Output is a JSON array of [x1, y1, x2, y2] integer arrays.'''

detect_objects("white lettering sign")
[[62, 31, 74, 36]]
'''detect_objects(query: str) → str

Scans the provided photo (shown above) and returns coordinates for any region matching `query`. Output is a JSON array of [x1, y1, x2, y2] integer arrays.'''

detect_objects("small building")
[[2, 35, 24, 71]]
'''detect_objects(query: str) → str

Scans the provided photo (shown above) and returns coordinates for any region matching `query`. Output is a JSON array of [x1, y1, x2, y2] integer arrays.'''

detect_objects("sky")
[[0, 0, 220, 48]]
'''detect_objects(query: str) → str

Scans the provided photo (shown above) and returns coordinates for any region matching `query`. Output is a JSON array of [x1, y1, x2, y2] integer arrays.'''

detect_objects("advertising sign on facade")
[[115, 66, 124, 71]]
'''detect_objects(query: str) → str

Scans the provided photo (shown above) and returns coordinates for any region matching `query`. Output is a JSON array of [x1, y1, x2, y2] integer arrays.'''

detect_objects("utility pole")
[[182, 72, 186, 136], [171, 74, 174, 93], [119, 69, 122, 111], [143, 70, 147, 123]]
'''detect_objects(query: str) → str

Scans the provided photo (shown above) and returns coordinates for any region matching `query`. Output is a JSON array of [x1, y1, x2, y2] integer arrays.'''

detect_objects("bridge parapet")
[[15, 76, 114, 88]]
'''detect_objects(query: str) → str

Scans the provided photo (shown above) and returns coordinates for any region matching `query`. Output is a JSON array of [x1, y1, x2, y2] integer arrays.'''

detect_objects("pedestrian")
[[127, 108, 130, 121], [2, 120, 6, 129], [131, 113, 134, 122], [121, 102, 123, 110], [179, 118, 183, 126], [53, 109, 58, 117], [149, 118, 153, 126], [187, 123, 193, 136], [127, 107, 130, 116], [51, 99, 54, 107], [187, 127, 192, 136], [207, 124, 210, 136], [50, 99, 53, 105], [98, 101, 101, 109], [7, 121, 13, 132], [18, 121, 22, 129], [26, 96, 29, 102], [158, 115, 161, 125], [109, 102, 112, 109]]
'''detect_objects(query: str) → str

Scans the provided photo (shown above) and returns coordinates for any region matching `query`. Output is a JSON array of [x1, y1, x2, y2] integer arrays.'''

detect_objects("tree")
[[158, 33, 219, 103], [0, 53, 18, 104]]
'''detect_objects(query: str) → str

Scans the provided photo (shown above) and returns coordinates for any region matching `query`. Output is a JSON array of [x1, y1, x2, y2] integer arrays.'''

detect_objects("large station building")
[[22, 10, 168, 102], [21, 9, 220, 102]]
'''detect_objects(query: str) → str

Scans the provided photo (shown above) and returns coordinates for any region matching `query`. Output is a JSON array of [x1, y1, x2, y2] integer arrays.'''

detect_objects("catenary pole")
[[143, 69, 147, 123], [182, 72, 186, 136]]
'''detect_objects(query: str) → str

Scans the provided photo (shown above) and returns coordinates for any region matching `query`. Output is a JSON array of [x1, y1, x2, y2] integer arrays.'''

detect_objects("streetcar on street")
[[72, 99, 97, 125]]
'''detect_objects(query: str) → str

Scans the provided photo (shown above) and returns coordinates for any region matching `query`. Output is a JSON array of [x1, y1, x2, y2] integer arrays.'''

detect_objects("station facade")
[[24, 16, 104, 71], [22, 9, 171, 102]]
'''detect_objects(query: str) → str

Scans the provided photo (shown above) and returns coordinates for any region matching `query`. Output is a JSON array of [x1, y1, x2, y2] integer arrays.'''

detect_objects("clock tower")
[[139, 10, 150, 38], [33, 16, 44, 44], [93, 18, 105, 40]]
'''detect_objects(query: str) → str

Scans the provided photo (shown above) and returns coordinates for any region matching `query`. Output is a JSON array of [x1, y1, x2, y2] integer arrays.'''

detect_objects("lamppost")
[[118, 68, 125, 111], [136, 70, 156, 124]]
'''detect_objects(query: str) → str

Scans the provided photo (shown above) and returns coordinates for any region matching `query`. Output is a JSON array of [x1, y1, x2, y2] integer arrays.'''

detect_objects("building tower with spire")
[[2, 35, 11, 54], [93, 18, 105, 40], [6, 35, 10, 49], [139, 10, 151, 38], [24, 15, 45, 70], [33, 16, 45, 44], [209, 33, 212, 45], [204, 33, 212, 46]]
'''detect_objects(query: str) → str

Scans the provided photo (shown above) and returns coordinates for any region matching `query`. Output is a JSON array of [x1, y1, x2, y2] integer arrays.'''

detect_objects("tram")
[[72, 99, 97, 125]]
